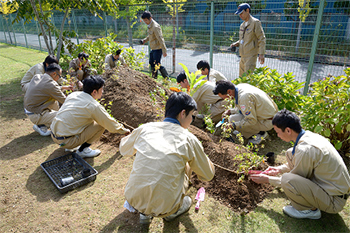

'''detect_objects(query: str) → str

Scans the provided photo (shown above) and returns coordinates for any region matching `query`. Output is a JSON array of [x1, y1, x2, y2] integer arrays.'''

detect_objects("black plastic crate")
[[41, 152, 98, 193]]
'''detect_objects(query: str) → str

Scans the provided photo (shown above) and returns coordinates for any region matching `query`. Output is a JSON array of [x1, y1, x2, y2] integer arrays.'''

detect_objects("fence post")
[[303, 0, 326, 95], [35, 21, 42, 51], [72, 10, 79, 44], [22, 19, 28, 48], [1, 15, 8, 43], [209, 1, 214, 68], [103, 12, 108, 37], [9, 14, 17, 46]]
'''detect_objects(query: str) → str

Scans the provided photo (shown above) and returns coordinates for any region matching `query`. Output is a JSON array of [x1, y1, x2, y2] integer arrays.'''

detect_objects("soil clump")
[[100, 66, 274, 212]]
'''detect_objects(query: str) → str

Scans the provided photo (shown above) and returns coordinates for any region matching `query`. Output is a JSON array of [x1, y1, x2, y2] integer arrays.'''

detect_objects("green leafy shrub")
[[232, 67, 306, 112], [300, 68, 350, 153], [61, 33, 145, 74]]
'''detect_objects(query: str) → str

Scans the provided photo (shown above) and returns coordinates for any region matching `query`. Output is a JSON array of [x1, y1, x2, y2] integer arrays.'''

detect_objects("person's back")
[[120, 92, 214, 223], [290, 130, 350, 195], [122, 121, 213, 216]]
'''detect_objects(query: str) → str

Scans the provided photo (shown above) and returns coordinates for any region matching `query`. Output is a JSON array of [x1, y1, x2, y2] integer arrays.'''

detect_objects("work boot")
[[159, 66, 169, 79], [139, 213, 153, 225]]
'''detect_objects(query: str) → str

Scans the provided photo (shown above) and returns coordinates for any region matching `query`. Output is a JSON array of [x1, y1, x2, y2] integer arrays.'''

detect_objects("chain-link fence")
[[1, 0, 349, 88]]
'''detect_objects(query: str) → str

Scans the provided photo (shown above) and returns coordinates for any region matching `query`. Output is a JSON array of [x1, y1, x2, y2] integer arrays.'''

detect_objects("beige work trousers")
[[281, 173, 347, 213], [228, 113, 273, 138], [51, 122, 105, 149], [27, 101, 59, 128], [239, 55, 257, 77]]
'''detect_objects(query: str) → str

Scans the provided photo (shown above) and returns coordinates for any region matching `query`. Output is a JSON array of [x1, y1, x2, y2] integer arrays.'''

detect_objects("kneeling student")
[[51, 75, 130, 158], [120, 92, 215, 224]]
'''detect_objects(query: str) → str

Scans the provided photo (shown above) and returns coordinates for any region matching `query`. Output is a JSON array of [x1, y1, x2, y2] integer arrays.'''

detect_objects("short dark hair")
[[116, 49, 122, 55], [45, 63, 62, 74], [197, 60, 210, 70], [176, 71, 187, 83], [78, 52, 89, 60], [272, 109, 302, 133], [141, 11, 152, 19], [44, 55, 59, 65], [165, 92, 197, 119], [213, 80, 235, 95], [82, 75, 105, 95]]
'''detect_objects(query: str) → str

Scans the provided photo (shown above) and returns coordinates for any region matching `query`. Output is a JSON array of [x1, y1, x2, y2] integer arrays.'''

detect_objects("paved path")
[[1, 31, 347, 84]]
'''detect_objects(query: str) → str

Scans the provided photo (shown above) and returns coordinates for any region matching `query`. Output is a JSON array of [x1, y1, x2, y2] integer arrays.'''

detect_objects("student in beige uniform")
[[213, 80, 278, 144], [140, 11, 169, 79], [120, 92, 215, 224], [104, 49, 126, 70], [230, 3, 266, 77], [21, 55, 59, 93], [24, 64, 72, 136], [177, 71, 226, 123], [196, 60, 227, 83], [51, 76, 130, 158], [68, 52, 92, 81], [250, 109, 350, 219]]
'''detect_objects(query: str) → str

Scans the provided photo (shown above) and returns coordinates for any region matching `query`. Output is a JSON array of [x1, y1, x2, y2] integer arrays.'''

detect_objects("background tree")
[[0, 0, 19, 44]]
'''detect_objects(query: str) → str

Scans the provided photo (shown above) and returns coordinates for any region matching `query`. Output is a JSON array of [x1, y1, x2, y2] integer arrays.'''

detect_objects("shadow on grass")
[[0, 80, 26, 122], [0, 132, 53, 160], [100, 209, 198, 233], [252, 206, 350, 232]]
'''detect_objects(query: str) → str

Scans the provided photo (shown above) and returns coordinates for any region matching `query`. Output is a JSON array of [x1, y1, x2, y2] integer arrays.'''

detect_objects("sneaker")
[[139, 213, 153, 225], [76, 147, 101, 158], [248, 132, 269, 145], [163, 196, 192, 221], [233, 130, 240, 136], [33, 125, 51, 136], [65, 146, 80, 152], [283, 205, 321, 219]]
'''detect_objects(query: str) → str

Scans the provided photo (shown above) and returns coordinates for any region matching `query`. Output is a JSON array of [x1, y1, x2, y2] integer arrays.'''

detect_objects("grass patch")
[[0, 42, 349, 232]]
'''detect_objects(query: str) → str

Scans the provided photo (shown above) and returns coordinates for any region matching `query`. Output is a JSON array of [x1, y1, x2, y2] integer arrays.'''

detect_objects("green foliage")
[[178, 63, 206, 96], [232, 67, 306, 112], [61, 33, 145, 74], [300, 68, 350, 153]]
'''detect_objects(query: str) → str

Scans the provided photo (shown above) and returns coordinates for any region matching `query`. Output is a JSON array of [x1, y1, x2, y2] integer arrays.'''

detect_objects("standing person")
[[177, 71, 226, 123], [51, 75, 130, 158], [230, 3, 266, 77], [120, 92, 215, 224], [140, 11, 169, 79], [104, 49, 126, 70], [250, 109, 350, 219], [21, 55, 60, 93], [196, 60, 227, 83], [68, 52, 92, 81], [24, 64, 72, 136], [213, 80, 278, 144]]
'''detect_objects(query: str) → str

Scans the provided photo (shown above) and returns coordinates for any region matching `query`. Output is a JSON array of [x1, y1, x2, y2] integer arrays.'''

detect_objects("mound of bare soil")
[[100, 66, 273, 212]]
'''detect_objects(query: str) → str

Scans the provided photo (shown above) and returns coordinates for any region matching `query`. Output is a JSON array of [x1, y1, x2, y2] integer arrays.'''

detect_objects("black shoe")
[[225, 136, 235, 143]]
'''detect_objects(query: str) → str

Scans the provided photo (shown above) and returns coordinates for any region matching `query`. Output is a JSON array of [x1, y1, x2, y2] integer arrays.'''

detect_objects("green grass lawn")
[[0, 42, 349, 232]]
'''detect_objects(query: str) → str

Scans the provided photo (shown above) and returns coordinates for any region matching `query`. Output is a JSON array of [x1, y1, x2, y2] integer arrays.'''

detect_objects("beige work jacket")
[[21, 63, 45, 86], [120, 122, 215, 217], [208, 69, 227, 83], [143, 19, 167, 54], [104, 54, 125, 70], [24, 73, 66, 114], [236, 15, 266, 58], [192, 81, 223, 115], [233, 83, 278, 129], [269, 131, 350, 197], [50, 91, 129, 137]]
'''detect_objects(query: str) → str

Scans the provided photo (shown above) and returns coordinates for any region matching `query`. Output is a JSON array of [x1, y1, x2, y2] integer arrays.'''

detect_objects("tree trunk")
[[28, 0, 53, 54], [57, 8, 69, 61]]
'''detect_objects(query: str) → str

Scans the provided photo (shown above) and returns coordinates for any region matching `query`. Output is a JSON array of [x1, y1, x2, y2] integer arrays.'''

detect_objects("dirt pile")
[[100, 66, 273, 212]]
